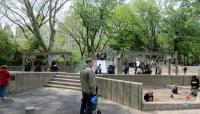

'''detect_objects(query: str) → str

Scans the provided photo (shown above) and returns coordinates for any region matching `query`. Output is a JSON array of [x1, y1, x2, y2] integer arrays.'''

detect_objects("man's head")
[[85, 58, 94, 68]]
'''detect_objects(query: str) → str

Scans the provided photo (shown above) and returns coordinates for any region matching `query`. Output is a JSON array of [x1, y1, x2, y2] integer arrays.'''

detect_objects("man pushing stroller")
[[80, 58, 101, 114]]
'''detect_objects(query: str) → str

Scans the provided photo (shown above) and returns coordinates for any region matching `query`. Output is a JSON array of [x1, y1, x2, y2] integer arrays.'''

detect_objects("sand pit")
[[143, 88, 198, 102]]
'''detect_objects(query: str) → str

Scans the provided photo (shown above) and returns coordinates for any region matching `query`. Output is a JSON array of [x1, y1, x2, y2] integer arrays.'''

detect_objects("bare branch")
[[55, 0, 69, 13], [36, 0, 49, 20], [31, 0, 38, 8]]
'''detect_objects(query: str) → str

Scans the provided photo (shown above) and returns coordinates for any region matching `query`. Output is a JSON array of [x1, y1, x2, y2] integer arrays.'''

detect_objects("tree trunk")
[[23, 0, 48, 52]]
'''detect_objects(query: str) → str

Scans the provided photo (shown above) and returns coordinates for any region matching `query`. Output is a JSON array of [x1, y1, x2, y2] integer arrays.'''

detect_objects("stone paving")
[[0, 88, 148, 114]]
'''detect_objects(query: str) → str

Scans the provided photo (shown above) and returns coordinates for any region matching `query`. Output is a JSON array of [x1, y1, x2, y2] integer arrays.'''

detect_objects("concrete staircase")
[[46, 73, 81, 91]]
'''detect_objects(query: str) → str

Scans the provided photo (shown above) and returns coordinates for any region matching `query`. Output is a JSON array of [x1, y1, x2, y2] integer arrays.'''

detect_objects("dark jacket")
[[0, 67, 11, 86], [108, 65, 115, 74], [190, 76, 199, 89], [144, 93, 153, 102]]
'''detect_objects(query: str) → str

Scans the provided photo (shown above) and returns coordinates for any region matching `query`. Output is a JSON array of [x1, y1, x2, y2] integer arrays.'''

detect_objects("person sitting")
[[144, 91, 154, 102], [95, 64, 102, 74], [172, 84, 178, 94], [34, 64, 42, 72], [143, 64, 152, 74]]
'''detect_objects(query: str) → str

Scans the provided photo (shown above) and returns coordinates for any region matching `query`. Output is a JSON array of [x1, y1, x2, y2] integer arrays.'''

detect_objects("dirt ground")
[[143, 88, 198, 102]]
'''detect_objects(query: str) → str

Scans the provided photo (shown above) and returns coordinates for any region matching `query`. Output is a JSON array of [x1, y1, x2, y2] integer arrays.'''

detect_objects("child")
[[172, 84, 178, 94], [144, 91, 154, 102]]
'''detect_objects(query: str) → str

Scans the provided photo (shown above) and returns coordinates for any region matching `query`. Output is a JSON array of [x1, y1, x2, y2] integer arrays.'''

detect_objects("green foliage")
[[108, 0, 160, 51], [2, 0, 200, 65], [71, 0, 117, 56], [162, 0, 200, 64], [0, 30, 21, 65]]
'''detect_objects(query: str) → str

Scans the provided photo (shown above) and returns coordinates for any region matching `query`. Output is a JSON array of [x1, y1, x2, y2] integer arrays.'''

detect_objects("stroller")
[[91, 87, 102, 114]]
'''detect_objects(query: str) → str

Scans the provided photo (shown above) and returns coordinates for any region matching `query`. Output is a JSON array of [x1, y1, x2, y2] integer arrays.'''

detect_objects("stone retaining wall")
[[142, 102, 200, 111], [7, 72, 57, 94], [97, 74, 200, 111], [97, 74, 200, 88], [96, 77, 143, 110]]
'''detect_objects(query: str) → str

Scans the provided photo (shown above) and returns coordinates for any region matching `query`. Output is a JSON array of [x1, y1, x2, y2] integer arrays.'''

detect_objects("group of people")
[[24, 61, 58, 72], [171, 76, 199, 97], [96, 52, 106, 60], [95, 63, 115, 74], [134, 59, 153, 74]]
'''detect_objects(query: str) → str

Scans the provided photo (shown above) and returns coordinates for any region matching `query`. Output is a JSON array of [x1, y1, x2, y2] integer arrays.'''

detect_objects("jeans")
[[80, 93, 94, 114], [0, 85, 7, 98]]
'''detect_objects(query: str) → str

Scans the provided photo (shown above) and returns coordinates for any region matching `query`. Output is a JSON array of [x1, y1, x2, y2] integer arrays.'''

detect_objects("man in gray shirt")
[[80, 58, 96, 114]]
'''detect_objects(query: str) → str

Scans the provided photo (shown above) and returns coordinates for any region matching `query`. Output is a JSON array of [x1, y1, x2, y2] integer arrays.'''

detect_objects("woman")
[[0, 65, 11, 100], [190, 76, 199, 96], [190, 76, 199, 89]]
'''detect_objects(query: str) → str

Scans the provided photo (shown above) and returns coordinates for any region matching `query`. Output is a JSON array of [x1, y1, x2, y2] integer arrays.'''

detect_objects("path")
[[0, 88, 148, 114]]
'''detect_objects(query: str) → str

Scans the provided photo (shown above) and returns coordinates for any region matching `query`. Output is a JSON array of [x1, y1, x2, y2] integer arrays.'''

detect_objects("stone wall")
[[97, 74, 199, 88], [7, 72, 57, 94], [142, 102, 200, 111], [96, 77, 143, 110]]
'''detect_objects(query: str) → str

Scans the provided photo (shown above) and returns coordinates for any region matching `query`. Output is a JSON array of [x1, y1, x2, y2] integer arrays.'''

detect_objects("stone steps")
[[46, 74, 81, 91], [54, 75, 80, 80], [48, 81, 81, 87], [45, 84, 81, 91], [52, 78, 80, 83]]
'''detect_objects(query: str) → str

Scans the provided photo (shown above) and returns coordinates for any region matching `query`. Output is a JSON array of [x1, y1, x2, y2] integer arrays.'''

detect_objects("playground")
[[143, 88, 197, 102]]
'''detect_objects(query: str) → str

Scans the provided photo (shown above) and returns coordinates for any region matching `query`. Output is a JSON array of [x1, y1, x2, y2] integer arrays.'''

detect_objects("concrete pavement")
[[0, 88, 148, 114]]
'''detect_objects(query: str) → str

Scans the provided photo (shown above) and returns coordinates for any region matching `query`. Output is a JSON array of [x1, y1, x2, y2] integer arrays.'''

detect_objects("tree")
[[59, 15, 87, 57], [162, 0, 200, 64], [107, 4, 147, 51], [0, 0, 69, 53], [0, 30, 18, 65], [70, 0, 117, 57], [133, 0, 161, 51]]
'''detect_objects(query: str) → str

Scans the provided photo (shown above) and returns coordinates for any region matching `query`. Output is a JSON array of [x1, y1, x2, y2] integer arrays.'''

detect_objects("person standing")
[[190, 76, 199, 89], [0, 65, 11, 100], [190, 76, 199, 96], [95, 64, 102, 74], [80, 58, 96, 114], [135, 58, 140, 74], [183, 67, 187, 75], [123, 62, 129, 74]]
